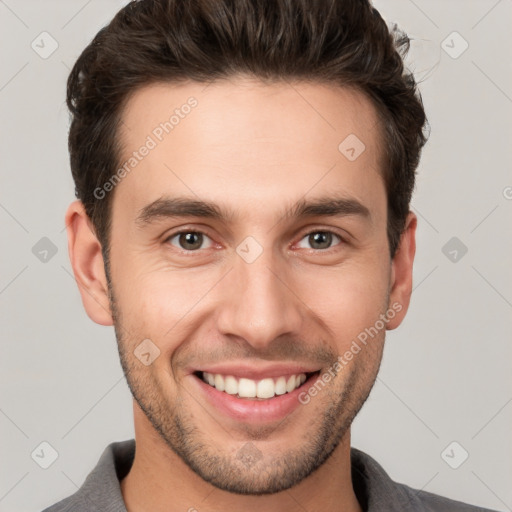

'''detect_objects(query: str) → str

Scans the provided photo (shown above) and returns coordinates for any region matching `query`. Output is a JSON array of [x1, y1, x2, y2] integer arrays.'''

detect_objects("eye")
[[165, 231, 214, 251], [296, 231, 343, 251]]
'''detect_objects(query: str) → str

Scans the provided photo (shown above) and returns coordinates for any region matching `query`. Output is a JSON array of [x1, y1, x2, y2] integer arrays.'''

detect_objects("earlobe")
[[65, 200, 114, 326], [386, 212, 417, 331]]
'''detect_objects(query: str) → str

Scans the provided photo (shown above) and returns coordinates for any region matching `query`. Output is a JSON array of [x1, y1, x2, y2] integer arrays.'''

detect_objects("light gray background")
[[1, 1, 511, 511]]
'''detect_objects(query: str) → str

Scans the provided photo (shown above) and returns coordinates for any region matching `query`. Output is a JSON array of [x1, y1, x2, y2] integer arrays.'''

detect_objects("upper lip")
[[190, 363, 321, 380]]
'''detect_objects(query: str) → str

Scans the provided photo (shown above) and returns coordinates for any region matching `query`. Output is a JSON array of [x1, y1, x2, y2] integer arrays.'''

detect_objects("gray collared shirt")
[[41, 439, 498, 511]]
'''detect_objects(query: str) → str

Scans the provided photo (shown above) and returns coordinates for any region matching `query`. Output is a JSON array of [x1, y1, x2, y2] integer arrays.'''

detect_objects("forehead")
[[114, 77, 385, 224]]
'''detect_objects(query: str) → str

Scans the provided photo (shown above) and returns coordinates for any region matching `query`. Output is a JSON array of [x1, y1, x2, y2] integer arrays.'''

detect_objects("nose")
[[215, 244, 305, 351]]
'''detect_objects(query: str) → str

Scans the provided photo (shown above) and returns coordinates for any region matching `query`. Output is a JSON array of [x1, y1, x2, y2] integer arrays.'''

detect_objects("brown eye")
[[166, 231, 213, 251], [297, 231, 342, 251]]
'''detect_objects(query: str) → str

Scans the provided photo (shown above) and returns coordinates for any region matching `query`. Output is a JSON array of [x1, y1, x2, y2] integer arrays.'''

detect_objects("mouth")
[[193, 370, 320, 400], [191, 369, 321, 423]]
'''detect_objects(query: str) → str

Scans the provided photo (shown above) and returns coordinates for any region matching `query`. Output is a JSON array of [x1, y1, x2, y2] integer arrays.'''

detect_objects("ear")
[[65, 200, 113, 326], [386, 211, 417, 330]]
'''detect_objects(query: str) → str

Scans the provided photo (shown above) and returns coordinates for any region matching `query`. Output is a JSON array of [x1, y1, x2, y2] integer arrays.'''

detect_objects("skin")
[[66, 76, 416, 512]]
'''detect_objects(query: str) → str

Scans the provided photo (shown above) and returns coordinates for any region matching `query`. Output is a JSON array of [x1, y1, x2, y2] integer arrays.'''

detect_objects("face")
[[72, 77, 415, 495]]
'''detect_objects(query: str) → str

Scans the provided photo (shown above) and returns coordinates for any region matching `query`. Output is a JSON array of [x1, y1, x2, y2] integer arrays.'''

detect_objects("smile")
[[191, 369, 321, 423], [199, 371, 310, 399]]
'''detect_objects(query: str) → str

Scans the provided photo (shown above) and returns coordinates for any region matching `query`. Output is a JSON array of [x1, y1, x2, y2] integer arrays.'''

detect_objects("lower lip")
[[191, 372, 320, 423]]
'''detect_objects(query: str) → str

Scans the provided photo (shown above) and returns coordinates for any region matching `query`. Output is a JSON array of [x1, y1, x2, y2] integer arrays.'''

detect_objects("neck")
[[121, 403, 363, 512]]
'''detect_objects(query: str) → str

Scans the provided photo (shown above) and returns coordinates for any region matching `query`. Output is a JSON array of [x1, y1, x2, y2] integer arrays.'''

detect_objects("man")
[[43, 0, 497, 511]]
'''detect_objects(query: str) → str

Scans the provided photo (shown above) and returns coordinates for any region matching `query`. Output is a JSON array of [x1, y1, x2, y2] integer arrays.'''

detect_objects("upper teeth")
[[202, 372, 307, 399]]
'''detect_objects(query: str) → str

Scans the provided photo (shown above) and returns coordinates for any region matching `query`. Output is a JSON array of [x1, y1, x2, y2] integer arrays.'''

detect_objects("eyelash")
[[164, 228, 346, 254]]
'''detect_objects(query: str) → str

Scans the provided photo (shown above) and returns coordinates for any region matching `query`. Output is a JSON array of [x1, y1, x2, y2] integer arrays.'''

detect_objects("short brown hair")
[[67, 0, 428, 261]]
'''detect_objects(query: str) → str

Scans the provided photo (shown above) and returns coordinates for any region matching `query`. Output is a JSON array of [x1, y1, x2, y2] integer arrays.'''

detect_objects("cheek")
[[116, 270, 216, 346], [294, 259, 390, 342]]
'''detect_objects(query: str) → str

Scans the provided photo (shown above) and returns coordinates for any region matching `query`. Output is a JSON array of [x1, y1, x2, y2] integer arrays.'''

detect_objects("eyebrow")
[[135, 195, 370, 227]]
